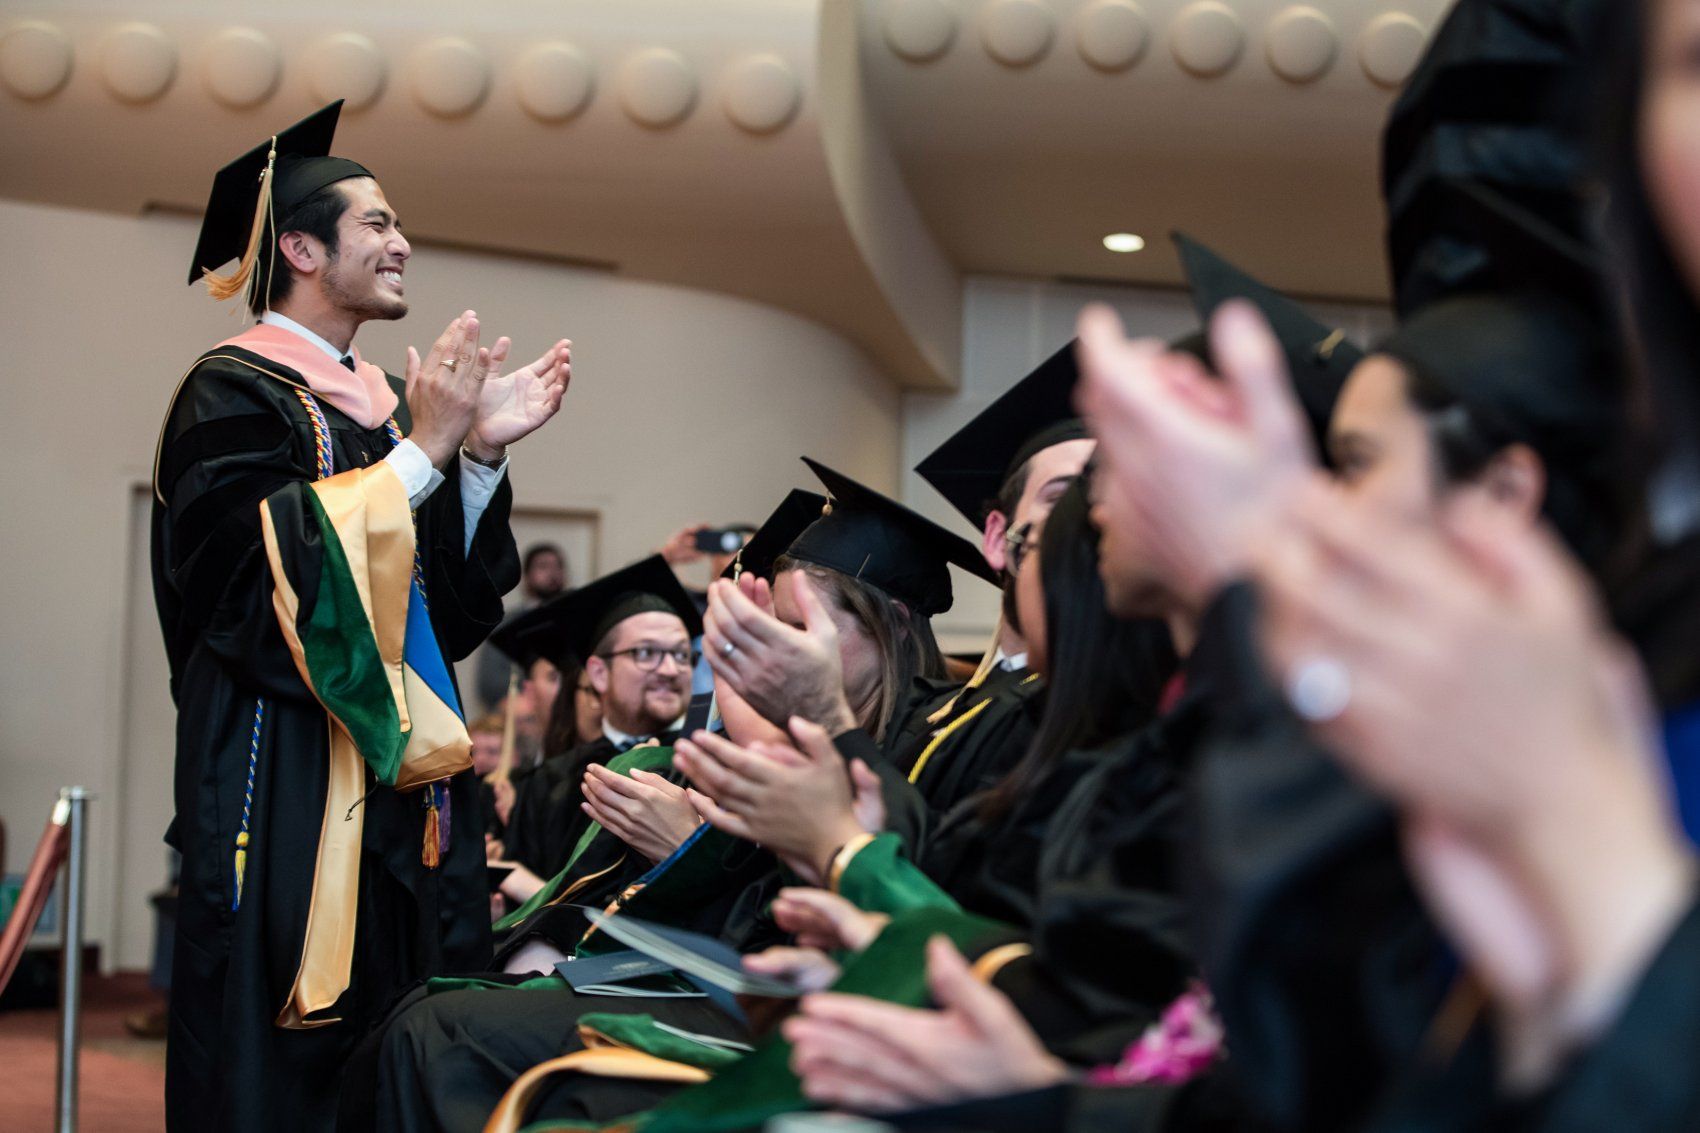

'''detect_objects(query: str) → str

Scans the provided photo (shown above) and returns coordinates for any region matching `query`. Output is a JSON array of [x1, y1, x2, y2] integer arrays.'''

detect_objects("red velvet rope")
[[0, 808, 71, 996]]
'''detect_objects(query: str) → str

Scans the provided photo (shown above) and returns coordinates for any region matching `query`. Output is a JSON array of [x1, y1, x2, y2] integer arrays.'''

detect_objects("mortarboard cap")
[[722, 490, 828, 582], [1174, 231, 1364, 450], [789, 458, 998, 616], [188, 100, 375, 302], [1381, 0, 1608, 315], [914, 340, 1090, 529], [489, 555, 703, 670]]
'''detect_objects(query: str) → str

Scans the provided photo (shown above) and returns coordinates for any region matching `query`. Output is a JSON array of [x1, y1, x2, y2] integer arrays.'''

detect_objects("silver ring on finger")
[[441, 358, 458, 372], [1285, 655, 1353, 723], [722, 640, 737, 658]]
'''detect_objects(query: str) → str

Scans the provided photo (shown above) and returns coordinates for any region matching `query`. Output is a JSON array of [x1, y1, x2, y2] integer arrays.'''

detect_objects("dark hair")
[[542, 657, 590, 760], [252, 181, 349, 316], [1390, 319, 1629, 578], [979, 481, 1179, 822], [523, 543, 568, 574], [773, 554, 947, 743], [1599, 1, 1700, 460]]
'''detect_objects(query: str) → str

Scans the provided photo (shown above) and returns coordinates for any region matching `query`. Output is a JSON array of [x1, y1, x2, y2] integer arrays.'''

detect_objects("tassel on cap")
[[203, 137, 277, 307]]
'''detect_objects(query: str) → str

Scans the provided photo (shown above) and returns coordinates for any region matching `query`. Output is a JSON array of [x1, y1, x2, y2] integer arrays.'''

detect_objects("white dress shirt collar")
[[602, 721, 648, 750], [260, 310, 350, 363]]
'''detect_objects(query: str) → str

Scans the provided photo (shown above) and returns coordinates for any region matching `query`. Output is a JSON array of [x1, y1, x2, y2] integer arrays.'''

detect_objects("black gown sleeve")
[[1186, 583, 1449, 1132], [834, 726, 931, 855], [153, 360, 326, 703]]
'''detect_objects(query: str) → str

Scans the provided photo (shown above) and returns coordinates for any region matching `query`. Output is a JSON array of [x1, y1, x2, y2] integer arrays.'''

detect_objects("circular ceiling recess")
[[981, 0, 1056, 68], [883, 0, 957, 63], [203, 27, 281, 109], [309, 32, 386, 112], [1359, 12, 1427, 88], [1265, 6, 1337, 84], [410, 36, 491, 118], [0, 20, 73, 100], [99, 22, 177, 105], [1171, 2, 1245, 78], [722, 53, 800, 134], [1076, 1, 1149, 73], [618, 48, 697, 128], [516, 42, 595, 123]]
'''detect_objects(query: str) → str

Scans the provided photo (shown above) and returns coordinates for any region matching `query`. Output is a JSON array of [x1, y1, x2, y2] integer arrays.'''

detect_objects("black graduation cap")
[[188, 100, 375, 299], [1405, 177, 1604, 314], [1173, 231, 1364, 449], [1373, 178, 1618, 473], [488, 555, 704, 670], [789, 457, 998, 616], [914, 340, 1090, 529], [1381, 0, 1607, 315], [721, 490, 828, 582]]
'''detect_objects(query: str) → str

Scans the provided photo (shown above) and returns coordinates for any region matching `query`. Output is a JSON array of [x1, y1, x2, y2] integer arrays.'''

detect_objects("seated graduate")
[[682, 477, 1175, 926], [485, 556, 700, 909], [486, 655, 600, 861], [705, 362, 1097, 841], [1219, 4, 1700, 1127]]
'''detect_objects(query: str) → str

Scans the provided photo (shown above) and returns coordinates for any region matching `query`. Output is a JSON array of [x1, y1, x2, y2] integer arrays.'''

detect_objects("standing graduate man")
[[151, 102, 571, 1132]]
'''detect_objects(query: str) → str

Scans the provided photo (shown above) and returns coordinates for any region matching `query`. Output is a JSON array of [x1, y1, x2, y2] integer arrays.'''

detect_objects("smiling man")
[[152, 101, 570, 1132]]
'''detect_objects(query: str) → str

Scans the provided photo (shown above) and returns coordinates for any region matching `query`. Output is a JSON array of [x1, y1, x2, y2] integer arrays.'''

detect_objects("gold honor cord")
[[908, 671, 1041, 786], [927, 619, 1008, 726]]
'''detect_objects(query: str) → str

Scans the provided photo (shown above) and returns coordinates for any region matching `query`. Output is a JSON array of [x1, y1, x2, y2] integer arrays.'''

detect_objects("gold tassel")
[[203, 136, 278, 305], [422, 803, 441, 869], [233, 831, 250, 908]]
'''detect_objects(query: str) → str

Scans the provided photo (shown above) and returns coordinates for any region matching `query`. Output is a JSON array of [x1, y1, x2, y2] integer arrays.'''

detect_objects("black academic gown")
[[1184, 583, 1449, 1132], [152, 345, 517, 1133], [979, 685, 1205, 1067], [839, 665, 1045, 856], [502, 737, 620, 877]]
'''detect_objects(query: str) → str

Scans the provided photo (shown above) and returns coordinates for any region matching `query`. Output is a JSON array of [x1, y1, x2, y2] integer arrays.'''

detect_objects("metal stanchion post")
[[56, 787, 91, 1133]]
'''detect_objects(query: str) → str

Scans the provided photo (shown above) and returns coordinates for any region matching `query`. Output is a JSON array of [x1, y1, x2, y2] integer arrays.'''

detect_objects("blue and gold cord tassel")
[[233, 697, 265, 911]]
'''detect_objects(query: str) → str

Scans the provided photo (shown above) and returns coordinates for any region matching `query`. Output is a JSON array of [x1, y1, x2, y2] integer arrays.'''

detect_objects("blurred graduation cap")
[[1375, 177, 1618, 469], [489, 555, 704, 670], [913, 340, 1090, 529], [188, 100, 375, 303], [789, 457, 998, 616], [722, 490, 828, 582], [1381, 0, 1607, 315], [1173, 231, 1364, 449]]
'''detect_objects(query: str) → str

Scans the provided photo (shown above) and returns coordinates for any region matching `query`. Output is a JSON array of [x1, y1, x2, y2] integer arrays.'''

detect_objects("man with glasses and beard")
[[488, 556, 700, 899]]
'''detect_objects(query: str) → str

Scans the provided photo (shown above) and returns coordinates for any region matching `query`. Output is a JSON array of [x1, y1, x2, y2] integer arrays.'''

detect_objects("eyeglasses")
[[1004, 521, 1040, 574], [600, 645, 698, 672]]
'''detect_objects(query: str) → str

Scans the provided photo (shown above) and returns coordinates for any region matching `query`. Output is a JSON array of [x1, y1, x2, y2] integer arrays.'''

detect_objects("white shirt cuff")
[[459, 449, 508, 555], [384, 439, 444, 508]]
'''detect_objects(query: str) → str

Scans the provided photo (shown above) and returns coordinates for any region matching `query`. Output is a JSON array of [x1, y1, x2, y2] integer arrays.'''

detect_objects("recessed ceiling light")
[[1103, 232, 1146, 253]]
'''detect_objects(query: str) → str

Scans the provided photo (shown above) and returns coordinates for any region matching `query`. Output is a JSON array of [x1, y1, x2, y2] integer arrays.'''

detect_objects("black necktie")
[[339, 355, 355, 371]]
